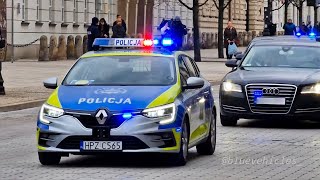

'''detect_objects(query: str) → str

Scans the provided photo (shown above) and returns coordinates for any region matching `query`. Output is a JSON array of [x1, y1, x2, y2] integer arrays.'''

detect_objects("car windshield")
[[63, 56, 176, 86], [241, 45, 320, 69]]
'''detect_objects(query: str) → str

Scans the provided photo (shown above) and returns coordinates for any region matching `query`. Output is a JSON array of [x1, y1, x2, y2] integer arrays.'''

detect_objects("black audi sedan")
[[220, 40, 320, 126]]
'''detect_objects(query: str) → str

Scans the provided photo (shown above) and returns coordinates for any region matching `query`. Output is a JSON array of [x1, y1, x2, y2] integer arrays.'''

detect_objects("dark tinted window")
[[63, 56, 176, 86], [183, 56, 197, 77], [242, 46, 320, 68], [178, 56, 190, 86]]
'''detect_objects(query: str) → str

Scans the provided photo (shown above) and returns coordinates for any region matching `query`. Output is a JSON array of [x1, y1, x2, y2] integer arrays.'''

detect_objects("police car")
[[37, 38, 216, 166]]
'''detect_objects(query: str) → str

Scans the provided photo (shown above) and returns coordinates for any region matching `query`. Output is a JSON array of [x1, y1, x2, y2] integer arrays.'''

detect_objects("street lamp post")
[[0, 61, 4, 95]]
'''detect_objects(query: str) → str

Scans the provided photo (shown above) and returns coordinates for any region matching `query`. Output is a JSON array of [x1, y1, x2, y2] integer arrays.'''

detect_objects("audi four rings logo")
[[262, 88, 280, 95]]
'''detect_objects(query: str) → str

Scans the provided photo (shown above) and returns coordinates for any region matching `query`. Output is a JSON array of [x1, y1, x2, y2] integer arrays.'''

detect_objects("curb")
[[0, 81, 221, 112], [0, 99, 46, 112]]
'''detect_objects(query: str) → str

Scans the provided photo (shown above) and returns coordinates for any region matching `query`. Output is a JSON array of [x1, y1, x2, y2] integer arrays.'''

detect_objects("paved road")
[[1, 60, 229, 108], [1, 87, 320, 180]]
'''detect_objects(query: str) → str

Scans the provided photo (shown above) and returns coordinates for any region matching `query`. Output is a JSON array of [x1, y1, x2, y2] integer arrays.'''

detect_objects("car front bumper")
[[37, 114, 182, 154], [220, 90, 320, 120]]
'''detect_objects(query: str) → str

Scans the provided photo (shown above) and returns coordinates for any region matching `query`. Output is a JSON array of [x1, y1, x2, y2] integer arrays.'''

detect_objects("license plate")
[[80, 141, 122, 151], [256, 97, 286, 105]]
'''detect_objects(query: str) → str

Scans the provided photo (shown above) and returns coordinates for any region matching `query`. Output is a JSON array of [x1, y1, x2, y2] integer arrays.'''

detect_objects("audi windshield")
[[63, 56, 176, 86], [241, 46, 320, 69]]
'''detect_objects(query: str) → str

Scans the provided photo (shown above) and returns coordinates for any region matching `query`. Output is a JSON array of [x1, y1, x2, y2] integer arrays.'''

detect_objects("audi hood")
[[225, 67, 320, 85], [47, 85, 179, 112]]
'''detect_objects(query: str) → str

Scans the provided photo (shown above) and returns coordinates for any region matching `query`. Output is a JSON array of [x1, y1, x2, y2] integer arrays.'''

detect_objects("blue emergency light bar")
[[295, 32, 316, 38], [92, 38, 174, 48]]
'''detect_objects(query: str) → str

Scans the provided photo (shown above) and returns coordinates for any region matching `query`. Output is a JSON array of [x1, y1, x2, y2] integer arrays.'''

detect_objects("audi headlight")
[[142, 103, 176, 125], [222, 82, 242, 92], [39, 104, 64, 124], [301, 83, 320, 94]]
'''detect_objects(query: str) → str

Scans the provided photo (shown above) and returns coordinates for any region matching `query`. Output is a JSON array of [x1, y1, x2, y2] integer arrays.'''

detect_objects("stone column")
[[83, 35, 88, 53], [252, 31, 257, 39], [57, 35, 67, 60], [67, 35, 75, 60], [49, 36, 58, 61], [39, 35, 49, 61], [75, 35, 83, 58], [238, 32, 243, 47]]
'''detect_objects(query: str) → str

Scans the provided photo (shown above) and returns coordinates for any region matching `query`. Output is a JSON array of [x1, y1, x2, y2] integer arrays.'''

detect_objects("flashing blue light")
[[309, 32, 316, 37], [162, 38, 174, 46], [153, 39, 159, 45], [253, 90, 263, 105], [296, 32, 301, 36], [122, 113, 133, 119], [93, 38, 111, 47], [176, 127, 182, 132]]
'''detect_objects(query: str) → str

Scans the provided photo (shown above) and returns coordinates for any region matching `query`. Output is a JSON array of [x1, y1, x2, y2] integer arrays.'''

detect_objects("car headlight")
[[39, 104, 64, 124], [142, 103, 176, 125], [301, 83, 320, 94], [222, 82, 242, 92]]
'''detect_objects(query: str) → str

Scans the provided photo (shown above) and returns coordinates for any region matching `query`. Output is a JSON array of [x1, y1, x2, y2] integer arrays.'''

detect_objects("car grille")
[[246, 84, 297, 114], [57, 136, 149, 150], [70, 114, 126, 129], [222, 105, 247, 112]]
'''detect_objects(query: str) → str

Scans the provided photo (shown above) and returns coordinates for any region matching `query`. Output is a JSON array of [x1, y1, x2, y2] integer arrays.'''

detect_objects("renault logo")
[[262, 88, 280, 95], [95, 109, 108, 125]]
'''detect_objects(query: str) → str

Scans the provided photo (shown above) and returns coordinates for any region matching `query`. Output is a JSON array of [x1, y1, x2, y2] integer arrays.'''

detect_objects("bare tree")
[[178, 0, 209, 62], [212, 0, 232, 58]]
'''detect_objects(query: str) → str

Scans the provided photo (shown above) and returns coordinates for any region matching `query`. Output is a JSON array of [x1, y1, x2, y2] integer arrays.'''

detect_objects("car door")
[[183, 55, 212, 143], [178, 55, 201, 142]]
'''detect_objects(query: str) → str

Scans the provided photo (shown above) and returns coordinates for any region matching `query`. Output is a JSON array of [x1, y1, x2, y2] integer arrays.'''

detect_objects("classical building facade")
[[7, 0, 265, 59], [7, 0, 118, 59]]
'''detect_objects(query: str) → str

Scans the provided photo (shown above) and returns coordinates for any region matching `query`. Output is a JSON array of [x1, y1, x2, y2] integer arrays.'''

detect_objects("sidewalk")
[[0, 48, 236, 111], [184, 47, 247, 61]]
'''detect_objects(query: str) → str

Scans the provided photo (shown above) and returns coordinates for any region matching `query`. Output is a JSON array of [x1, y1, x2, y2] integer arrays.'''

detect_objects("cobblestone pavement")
[[1, 86, 320, 180]]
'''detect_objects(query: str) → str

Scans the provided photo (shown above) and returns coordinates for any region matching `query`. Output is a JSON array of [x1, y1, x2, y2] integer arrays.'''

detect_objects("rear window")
[[63, 56, 176, 86]]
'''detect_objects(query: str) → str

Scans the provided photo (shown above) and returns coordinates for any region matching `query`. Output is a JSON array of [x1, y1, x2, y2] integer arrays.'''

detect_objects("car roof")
[[252, 35, 314, 42], [80, 49, 176, 59], [251, 40, 320, 47]]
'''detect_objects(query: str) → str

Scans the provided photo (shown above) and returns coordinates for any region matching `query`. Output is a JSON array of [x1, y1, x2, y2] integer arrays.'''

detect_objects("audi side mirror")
[[225, 60, 238, 68], [235, 54, 244, 61]]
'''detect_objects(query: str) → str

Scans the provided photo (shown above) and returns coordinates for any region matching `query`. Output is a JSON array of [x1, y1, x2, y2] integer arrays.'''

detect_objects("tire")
[[220, 113, 238, 126], [38, 152, 61, 165], [171, 121, 189, 166], [196, 110, 216, 155]]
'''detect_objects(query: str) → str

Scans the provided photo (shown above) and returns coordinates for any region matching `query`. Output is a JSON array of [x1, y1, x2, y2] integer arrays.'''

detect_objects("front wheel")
[[171, 121, 189, 166], [38, 152, 61, 165], [196, 110, 216, 155], [220, 113, 238, 126]]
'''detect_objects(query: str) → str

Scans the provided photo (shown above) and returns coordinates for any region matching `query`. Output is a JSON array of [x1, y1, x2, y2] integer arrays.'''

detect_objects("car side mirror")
[[43, 77, 58, 89], [225, 59, 238, 68], [184, 77, 205, 90], [234, 51, 242, 57], [235, 54, 244, 60]]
